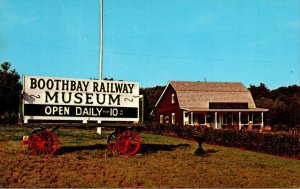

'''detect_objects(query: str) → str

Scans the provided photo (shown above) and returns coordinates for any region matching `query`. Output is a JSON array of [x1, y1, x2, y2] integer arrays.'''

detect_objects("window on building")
[[171, 94, 175, 104], [184, 112, 189, 125], [165, 116, 170, 124], [172, 113, 175, 124], [206, 113, 214, 123], [233, 113, 239, 123], [228, 113, 233, 125], [223, 114, 228, 125], [160, 115, 163, 124], [241, 113, 248, 124], [198, 114, 205, 124]]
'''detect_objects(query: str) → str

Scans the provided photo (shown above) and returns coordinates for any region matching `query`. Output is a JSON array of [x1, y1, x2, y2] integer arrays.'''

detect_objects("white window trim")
[[160, 115, 163, 124], [171, 94, 175, 104], [172, 113, 175, 124]]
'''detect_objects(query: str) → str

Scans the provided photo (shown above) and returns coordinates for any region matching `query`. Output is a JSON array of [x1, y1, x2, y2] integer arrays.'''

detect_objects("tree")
[[140, 86, 165, 122], [0, 62, 22, 114], [250, 83, 300, 129], [254, 97, 275, 126], [270, 85, 300, 128], [249, 83, 270, 99]]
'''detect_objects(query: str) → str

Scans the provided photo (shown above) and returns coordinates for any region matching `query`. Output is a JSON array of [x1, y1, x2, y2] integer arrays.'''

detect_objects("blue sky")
[[1, 0, 299, 89]]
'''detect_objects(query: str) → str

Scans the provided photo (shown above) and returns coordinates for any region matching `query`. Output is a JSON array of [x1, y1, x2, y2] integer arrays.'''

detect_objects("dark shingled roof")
[[170, 81, 249, 92], [169, 81, 257, 110]]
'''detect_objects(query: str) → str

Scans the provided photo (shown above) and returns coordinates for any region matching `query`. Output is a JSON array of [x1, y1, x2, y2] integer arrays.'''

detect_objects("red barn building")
[[151, 81, 268, 129]]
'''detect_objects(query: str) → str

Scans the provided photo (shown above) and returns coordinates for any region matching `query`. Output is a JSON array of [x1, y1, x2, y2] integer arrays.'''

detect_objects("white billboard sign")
[[22, 76, 140, 123]]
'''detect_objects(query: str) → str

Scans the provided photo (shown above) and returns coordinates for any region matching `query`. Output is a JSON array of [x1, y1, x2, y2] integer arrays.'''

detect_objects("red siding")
[[153, 85, 183, 124]]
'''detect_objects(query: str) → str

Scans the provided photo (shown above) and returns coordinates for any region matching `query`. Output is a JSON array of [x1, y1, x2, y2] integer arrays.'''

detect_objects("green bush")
[[0, 111, 18, 125], [145, 123, 300, 159], [205, 129, 300, 158]]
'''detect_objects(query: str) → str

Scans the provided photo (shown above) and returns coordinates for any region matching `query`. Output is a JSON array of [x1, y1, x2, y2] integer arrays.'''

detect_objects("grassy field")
[[0, 126, 299, 188]]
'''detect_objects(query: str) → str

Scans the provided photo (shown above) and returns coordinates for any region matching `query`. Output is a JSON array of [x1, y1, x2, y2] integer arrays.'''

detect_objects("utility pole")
[[99, 0, 103, 80]]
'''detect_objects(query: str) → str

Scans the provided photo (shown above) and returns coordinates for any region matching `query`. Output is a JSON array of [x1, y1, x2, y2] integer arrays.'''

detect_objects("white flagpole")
[[99, 0, 103, 80]]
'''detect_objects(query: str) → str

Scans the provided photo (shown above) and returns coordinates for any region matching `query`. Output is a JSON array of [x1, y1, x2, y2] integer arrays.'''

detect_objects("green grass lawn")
[[0, 126, 299, 188]]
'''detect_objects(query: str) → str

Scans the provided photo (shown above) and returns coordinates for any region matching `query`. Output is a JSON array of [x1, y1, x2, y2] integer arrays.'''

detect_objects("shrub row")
[[145, 123, 300, 159], [0, 111, 18, 125]]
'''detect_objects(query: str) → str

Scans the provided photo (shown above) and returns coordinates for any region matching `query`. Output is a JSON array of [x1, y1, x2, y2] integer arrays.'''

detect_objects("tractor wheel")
[[30, 130, 59, 155], [27, 129, 43, 149], [116, 130, 140, 156], [107, 132, 118, 153]]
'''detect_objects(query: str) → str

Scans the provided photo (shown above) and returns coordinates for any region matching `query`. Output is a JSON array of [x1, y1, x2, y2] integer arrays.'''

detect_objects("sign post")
[[99, 0, 103, 80]]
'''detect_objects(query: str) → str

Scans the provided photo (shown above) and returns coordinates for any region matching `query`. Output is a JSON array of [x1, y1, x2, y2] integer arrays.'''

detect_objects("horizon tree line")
[[1, 62, 299, 129]]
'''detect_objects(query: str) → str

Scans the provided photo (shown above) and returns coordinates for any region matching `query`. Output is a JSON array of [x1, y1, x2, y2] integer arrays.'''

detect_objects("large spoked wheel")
[[29, 130, 59, 155], [117, 130, 141, 156], [28, 129, 43, 149], [107, 132, 118, 153]]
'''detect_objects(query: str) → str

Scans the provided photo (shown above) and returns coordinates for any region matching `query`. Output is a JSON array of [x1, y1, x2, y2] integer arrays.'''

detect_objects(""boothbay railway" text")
[[30, 77, 135, 94]]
